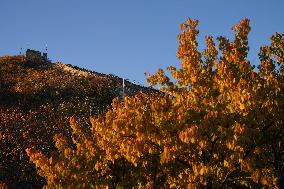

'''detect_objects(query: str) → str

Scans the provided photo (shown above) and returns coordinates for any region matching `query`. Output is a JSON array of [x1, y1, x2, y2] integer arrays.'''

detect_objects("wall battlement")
[[26, 49, 48, 62]]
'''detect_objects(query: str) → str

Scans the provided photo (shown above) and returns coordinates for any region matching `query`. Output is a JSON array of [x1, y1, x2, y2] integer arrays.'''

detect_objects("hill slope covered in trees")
[[0, 56, 154, 188]]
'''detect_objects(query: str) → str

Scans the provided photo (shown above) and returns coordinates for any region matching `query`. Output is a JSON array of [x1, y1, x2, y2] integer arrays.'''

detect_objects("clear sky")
[[0, 0, 283, 85]]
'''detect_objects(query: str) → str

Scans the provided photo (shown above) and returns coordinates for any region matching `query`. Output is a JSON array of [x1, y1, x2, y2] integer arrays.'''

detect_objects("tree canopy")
[[27, 18, 284, 188]]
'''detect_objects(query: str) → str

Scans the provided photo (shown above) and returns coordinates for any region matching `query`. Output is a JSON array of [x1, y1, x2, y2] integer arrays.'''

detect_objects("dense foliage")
[[27, 18, 284, 188], [0, 56, 149, 188]]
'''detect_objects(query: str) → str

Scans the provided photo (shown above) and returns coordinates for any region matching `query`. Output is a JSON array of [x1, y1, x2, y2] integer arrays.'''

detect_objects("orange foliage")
[[27, 18, 284, 188]]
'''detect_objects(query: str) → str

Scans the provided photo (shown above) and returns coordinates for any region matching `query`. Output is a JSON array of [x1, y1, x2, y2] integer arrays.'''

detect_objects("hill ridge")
[[0, 54, 158, 188]]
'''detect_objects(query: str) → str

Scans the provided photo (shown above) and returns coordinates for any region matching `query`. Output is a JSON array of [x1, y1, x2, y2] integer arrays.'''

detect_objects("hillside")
[[0, 55, 154, 188]]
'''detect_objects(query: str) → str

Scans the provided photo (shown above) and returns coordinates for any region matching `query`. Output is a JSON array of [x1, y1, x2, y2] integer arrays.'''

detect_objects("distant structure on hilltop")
[[25, 49, 49, 62]]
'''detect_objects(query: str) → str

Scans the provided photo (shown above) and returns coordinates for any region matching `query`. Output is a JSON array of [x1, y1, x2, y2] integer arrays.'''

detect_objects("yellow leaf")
[[224, 160, 229, 167], [239, 103, 245, 110]]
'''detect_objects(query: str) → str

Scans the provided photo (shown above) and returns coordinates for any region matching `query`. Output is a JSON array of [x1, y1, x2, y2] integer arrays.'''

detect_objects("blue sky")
[[0, 0, 283, 85]]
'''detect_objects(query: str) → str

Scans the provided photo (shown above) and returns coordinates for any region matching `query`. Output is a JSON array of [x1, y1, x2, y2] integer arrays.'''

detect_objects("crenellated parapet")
[[25, 49, 49, 62]]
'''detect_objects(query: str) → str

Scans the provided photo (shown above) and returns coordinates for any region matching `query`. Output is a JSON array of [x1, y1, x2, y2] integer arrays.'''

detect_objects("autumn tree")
[[27, 18, 284, 188]]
